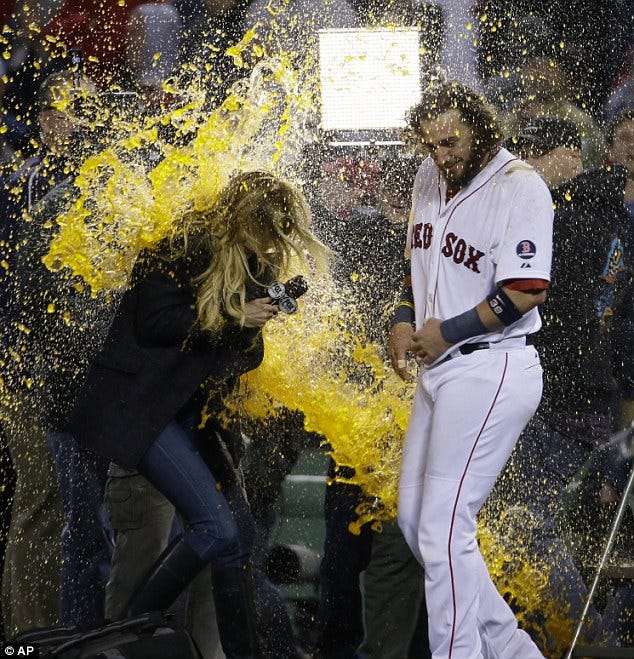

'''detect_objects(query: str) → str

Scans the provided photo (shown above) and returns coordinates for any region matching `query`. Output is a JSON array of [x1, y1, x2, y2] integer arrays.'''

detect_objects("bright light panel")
[[318, 28, 421, 131]]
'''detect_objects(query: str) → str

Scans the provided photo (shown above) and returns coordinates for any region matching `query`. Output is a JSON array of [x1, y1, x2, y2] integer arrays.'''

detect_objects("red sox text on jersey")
[[411, 223, 485, 273]]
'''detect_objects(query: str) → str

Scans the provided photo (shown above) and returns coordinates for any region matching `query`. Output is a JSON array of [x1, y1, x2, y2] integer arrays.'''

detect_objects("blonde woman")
[[69, 171, 328, 658]]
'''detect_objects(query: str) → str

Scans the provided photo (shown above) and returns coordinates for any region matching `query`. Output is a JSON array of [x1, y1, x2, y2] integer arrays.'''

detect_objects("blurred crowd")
[[0, 0, 632, 658]]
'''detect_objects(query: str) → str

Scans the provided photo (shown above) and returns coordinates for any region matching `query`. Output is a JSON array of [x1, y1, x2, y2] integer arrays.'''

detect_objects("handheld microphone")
[[267, 275, 308, 314]]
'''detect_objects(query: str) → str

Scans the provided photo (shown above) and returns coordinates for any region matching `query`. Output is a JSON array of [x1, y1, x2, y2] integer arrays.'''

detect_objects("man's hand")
[[411, 318, 452, 365], [388, 322, 415, 382], [242, 297, 279, 328]]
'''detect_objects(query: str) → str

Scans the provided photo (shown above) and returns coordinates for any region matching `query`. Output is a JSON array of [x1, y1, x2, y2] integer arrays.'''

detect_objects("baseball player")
[[387, 82, 553, 658]]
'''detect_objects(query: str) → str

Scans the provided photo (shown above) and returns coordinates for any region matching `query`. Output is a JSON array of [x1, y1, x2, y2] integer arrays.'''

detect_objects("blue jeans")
[[47, 431, 113, 628], [137, 417, 253, 567]]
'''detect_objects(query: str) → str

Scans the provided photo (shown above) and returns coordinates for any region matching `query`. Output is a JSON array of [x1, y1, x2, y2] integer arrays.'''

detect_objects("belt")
[[438, 334, 536, 365]]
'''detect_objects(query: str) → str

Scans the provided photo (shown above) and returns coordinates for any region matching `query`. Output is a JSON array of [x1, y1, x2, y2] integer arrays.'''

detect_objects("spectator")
[[310, 150, 429, 659], [355, 154, 431, 659], [0, 0, 61, 156], [603, 45, 634, 124], [606, 109, 634, 223], [502, 51, 606, 168], [179, 0, 253, 107], [481, 15, 556, 112], [493, 116, 631, 652], [3, 70, 129, 634], [0, 68, 103, 639], [475, 0, 631, 117], [605, 109, 634, 440], [241, 410, 323, 658], [126, 2, 182, 95], [43, 0, 180, 90]]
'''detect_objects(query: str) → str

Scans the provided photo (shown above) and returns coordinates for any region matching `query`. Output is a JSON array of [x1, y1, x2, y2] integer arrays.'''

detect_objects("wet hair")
[[184, 171, 330, 332], [407, 82, 502, 155]]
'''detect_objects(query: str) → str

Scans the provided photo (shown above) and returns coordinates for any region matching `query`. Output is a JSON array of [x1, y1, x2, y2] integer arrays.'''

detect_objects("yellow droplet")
[[47, 303, 56, 313]]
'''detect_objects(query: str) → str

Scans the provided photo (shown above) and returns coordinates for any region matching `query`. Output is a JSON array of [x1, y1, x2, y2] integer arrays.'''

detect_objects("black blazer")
[[69, 252, 265, 469]]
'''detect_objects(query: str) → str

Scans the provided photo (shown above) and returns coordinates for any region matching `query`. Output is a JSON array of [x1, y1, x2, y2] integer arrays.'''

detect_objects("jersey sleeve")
[[494, 168, 553, 285], [503, 278, 549, 291]]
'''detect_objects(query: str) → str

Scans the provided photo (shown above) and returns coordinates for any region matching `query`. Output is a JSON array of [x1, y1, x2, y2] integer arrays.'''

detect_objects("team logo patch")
[[516, 240, 536, 259]]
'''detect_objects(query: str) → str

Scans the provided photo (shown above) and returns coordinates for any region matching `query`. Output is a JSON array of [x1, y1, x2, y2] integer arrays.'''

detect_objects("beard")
[[447, 142, 496, 189]]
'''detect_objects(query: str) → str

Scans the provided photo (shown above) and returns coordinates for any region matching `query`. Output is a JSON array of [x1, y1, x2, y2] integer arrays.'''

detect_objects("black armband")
[[390, 284, 415, 327], [390, 301, 415, 327], [486, 287, 523, 326], [439, 307, 488, 344]]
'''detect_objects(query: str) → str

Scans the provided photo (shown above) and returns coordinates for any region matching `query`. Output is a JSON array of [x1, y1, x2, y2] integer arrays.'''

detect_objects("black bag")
[[13, 611, 202, 658]]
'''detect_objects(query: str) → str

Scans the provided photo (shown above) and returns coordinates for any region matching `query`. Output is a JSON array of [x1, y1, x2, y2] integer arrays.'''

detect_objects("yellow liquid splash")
[[1, 11, 591, 654]]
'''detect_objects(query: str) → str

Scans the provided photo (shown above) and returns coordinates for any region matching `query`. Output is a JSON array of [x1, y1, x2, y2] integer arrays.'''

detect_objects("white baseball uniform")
[[398, 148, 553, 659]]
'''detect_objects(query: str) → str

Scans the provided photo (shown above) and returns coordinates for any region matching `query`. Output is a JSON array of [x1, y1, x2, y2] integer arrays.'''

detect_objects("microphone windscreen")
[[284, 275, 309, 299]]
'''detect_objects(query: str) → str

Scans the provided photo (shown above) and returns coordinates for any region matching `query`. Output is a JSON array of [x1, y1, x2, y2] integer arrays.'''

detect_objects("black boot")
[[211, 564, 261, 658], [121, 537, 207, 618]]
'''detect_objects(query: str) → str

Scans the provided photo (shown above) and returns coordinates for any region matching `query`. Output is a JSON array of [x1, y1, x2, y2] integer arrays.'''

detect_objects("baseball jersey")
[[406, 147, 553, 356]]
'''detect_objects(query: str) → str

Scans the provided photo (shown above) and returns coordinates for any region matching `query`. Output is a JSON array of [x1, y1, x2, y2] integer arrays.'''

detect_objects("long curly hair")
[[407, 81, 502, 157], [182, 170, 329, 333]]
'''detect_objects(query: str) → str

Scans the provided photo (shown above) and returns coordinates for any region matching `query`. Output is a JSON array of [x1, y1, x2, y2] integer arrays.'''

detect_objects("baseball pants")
[[398, 344, 545, 659]]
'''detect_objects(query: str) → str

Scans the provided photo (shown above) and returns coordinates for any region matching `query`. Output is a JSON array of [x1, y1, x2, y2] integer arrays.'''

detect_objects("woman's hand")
[[242, 297, 279, 328]]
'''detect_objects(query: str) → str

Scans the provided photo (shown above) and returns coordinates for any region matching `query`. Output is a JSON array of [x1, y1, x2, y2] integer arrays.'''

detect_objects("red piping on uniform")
[[423, 175, 445, 318], [446, 353, 509, 659], [431, 158, 517, 311]]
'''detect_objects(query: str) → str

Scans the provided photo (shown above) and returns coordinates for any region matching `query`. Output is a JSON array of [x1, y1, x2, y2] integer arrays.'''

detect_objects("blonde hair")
[[184, 171, 329, 333]]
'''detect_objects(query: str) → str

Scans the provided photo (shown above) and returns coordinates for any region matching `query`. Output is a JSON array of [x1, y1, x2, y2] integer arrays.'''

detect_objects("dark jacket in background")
[[7, 178, 120, 430], [536, 164, 631, 443]]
